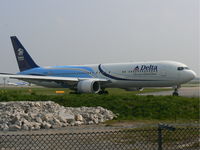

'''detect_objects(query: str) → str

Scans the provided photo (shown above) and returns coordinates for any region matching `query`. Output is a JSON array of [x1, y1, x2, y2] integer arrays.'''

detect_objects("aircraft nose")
[[190, 70, 197, 80], [179, 70, 197, 84], [185, 70, 196, 81]]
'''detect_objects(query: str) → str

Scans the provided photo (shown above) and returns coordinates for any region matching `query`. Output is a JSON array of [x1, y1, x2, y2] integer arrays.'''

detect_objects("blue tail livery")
[[10, 36, 39, 72]]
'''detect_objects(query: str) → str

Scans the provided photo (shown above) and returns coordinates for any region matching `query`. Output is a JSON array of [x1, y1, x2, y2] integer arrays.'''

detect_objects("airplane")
[[0, 36, 196, 96], [7, 81, 30, 86]]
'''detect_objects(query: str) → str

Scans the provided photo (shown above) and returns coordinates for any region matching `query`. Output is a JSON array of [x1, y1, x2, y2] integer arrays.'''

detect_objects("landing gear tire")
[[98, 90, 109, 95], [69, 91, 80, 94], [172, 92, 179, 96], [104, 91, 109, 94]]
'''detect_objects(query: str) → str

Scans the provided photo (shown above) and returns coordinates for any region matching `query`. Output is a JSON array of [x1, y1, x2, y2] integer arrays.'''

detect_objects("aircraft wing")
[[0, 73, 108, 83]]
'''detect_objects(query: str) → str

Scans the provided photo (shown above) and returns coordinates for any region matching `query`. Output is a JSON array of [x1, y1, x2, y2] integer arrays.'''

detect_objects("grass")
[[0, 87, 199, 122], [0, 87, 172, 95]]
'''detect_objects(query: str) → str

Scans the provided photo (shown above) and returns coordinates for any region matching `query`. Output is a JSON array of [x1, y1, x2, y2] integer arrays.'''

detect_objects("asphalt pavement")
[[140, 87, 199, 97]]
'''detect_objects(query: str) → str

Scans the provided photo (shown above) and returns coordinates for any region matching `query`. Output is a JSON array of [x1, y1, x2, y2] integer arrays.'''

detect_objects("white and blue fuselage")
[[18, 61, 196, 89], [0, 36, 196, 95]]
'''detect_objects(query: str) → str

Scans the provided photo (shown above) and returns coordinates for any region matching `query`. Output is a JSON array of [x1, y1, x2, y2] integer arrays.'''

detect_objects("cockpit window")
[[177, 67, 184, 70], [177, 67, 189, 71]]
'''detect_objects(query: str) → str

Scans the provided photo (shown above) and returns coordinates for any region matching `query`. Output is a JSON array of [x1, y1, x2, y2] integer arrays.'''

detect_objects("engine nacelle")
[[77, 80, 101, 93]]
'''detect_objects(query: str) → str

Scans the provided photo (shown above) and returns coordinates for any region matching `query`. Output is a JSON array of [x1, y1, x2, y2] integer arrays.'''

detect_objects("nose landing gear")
[[172, 85, 180, 96], [173, 89, 179, 96]]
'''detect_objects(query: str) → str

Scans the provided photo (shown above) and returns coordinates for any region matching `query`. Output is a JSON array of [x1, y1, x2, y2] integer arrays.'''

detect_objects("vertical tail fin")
[[10, 36, 39, 72]]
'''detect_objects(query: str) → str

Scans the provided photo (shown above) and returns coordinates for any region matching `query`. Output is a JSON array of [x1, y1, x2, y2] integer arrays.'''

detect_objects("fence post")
[[158, 125, 162, 150], [158, 124, 176, 150]]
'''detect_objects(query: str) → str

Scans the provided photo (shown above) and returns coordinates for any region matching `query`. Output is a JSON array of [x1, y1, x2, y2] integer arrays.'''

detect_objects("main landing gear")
[[172, 85, 180, 96], [98, 89, 109, 95], [69, 91, 80, 94]]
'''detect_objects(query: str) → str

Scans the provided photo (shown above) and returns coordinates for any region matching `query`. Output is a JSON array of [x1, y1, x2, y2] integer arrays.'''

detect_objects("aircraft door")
[[159, 64, 167, 77]]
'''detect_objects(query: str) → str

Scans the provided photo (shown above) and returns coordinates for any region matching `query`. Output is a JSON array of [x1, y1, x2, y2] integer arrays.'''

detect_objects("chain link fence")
[[0, 125, 199, 150]]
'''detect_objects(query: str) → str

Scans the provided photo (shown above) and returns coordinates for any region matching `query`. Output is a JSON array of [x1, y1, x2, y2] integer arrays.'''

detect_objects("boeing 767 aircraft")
[[0, 36, 196, 96]]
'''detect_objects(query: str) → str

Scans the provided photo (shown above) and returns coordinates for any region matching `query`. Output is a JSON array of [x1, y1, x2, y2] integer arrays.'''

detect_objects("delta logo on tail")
[[17, 48, 24, 61], [133, 65, 158, 72]]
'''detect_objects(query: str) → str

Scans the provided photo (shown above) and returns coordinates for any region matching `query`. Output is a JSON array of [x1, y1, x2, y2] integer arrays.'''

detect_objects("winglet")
[[10, 36, 39, 72]]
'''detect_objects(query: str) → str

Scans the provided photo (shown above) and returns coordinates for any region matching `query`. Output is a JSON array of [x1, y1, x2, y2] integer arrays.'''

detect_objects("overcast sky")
[[0, 0, 199, 80]]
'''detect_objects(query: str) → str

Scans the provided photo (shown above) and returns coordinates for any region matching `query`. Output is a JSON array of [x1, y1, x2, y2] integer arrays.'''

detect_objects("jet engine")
[[77, 80, 101, 93]]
